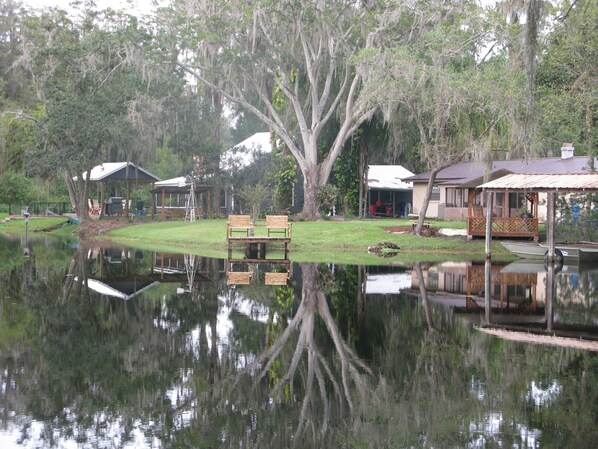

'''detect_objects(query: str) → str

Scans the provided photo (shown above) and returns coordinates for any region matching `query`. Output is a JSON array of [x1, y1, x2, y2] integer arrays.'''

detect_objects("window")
[[495, 192, 505, 218], [508, 192, 526, 209], [431, 186, 440, 201], [446, 188, 469, 207]]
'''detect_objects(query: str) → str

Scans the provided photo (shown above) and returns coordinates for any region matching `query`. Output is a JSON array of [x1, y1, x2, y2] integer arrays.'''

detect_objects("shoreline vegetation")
[[0, 215, 516, 265]]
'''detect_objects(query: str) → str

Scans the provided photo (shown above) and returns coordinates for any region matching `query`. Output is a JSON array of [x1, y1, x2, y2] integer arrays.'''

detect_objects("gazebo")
[[76, 162, 161, 216], [151, 176, 213, 220]]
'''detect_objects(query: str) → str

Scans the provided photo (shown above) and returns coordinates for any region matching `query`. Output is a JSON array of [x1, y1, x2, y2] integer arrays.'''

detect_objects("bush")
[[0, 171, 35, 205]]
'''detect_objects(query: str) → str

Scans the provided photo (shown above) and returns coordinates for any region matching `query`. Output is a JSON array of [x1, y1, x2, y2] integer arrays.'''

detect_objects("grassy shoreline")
[[1, 216, 515, 265]]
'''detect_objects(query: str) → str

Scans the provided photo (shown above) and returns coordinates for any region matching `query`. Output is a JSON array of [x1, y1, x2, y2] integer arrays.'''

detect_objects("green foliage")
[[151, 144, 186, 180], [271, 149, 298, 213], [555, 192, 598, 242], [0, 171, 34, 205], [330, 131, 361, 215], [536, 0, 598, 158], [239, 182, 271, 223], [0, 110, 40, 172], [317, 184, 340, 215]]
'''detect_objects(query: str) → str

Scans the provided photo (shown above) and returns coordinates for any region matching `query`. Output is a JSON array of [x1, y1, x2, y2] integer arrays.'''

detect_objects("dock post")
[[484, 191, 493, 259]]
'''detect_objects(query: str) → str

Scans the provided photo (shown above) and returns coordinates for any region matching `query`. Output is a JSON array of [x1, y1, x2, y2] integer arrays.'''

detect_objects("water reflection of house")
[[80, 278, 160, 300], [365, 267, 412, 294], [411, 261, 541, 314], [411, 260, 598, 318]]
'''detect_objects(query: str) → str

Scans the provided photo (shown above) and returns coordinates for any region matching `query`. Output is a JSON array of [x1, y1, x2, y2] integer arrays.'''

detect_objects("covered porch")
[[467, 189, 540, 241]]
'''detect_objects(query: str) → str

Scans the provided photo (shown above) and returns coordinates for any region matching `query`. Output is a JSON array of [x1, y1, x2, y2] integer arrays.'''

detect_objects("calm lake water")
[[1, 233, 597, 448]]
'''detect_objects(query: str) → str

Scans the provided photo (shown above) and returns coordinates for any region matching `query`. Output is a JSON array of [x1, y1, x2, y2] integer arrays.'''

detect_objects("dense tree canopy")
[[536, 0, 597, 166], [0, 0, 595, 217]]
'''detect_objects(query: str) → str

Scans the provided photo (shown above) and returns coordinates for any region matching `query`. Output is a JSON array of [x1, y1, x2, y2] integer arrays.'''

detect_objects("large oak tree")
[[167, 0, 381, 219]]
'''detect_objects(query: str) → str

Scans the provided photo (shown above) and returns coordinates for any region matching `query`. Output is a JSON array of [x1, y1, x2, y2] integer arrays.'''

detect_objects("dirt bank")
[[76, 219, 131, 238]]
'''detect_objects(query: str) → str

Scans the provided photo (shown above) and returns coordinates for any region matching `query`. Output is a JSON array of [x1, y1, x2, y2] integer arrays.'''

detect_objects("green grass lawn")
[[0, 216, 514, 264], [107, 217, 512, 264]]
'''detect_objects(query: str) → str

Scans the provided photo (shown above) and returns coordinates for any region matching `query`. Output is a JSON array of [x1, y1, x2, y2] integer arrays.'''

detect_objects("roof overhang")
[[479, 173, 598, 193], [367, 165, 414, 191], [74, 162, 161, 183]]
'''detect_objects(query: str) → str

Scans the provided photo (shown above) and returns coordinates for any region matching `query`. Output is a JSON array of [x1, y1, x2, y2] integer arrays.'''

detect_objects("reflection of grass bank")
[[1, 217, 515, 264]]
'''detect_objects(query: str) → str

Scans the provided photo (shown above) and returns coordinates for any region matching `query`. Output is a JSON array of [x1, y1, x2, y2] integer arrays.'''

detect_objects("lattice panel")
[[468, 266, 536, 287], [468, 218, 538, 237]]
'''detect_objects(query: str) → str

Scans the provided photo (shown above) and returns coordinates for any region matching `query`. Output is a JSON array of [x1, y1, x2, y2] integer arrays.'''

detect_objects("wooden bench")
[[266, 215, 292, 238], [227, 215, 252, 237]]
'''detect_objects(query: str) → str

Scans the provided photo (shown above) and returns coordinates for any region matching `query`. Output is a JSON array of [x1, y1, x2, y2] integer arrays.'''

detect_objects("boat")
[[501, 241, 598, 264]]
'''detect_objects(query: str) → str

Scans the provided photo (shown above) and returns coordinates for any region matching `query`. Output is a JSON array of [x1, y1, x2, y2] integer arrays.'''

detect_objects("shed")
[[367, 165, 414, 217]]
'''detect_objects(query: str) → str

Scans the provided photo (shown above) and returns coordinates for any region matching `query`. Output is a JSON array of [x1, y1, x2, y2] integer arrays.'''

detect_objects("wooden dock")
[[226, 215, 292, 259], [227, 235, 291, 259]]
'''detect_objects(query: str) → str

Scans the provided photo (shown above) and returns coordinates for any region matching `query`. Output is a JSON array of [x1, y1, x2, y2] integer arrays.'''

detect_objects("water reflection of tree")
[[4, 240, 598, 448], [177, 263, 374, 448], [0, 243, 225, 448]]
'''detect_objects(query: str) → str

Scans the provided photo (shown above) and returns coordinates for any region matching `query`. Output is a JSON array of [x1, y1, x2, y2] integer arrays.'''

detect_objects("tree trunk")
[[414, 167, 442, 236], [65, 171, 90, 223], [586, 101, 595, 172], [358, 140, 367, 219], [299, 168, 322, 220]]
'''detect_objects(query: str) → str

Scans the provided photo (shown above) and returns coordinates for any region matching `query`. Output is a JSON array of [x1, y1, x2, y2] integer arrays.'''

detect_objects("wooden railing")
[[468, 217, 538, 239]]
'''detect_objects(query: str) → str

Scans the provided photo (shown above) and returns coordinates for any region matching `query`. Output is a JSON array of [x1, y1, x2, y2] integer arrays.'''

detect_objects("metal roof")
[[76, 162, 161, 182], [367, 165, 414, 191], [155, 176, 188, 188], [406, 156, 598, 185], [220, 132, 272, 172], [479, 173, 598, 192], [151, 176, 212, 194]]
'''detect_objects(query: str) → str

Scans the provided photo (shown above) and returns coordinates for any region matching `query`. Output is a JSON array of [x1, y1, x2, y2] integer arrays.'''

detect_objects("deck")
[[468, 217, 539, 240]]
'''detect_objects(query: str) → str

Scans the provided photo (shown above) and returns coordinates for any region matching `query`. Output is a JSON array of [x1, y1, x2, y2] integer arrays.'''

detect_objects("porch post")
[[546, 191, 556, 261], [484, 259, 492, 323], [545, 262, 555, 331], [484, 190, 494, 259]]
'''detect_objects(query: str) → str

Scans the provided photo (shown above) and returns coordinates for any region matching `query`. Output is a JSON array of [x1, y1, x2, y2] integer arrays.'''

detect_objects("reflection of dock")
[[226, 257, 292, 286], [479, 325, 598, 352], [411, 259, 598, 350], [404, 289, 545, 317], [227, 236, 291, 260]]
